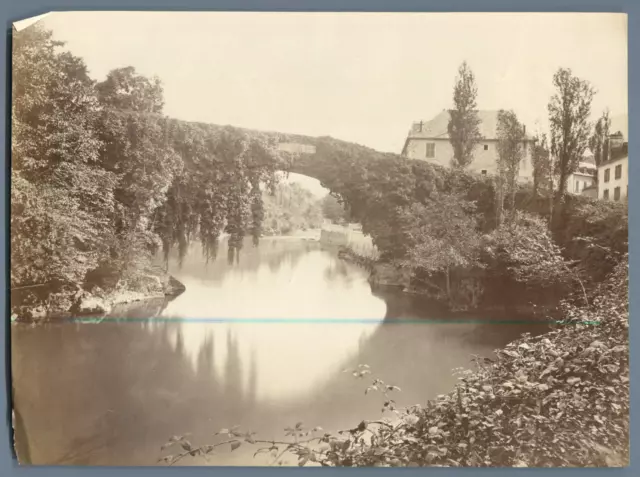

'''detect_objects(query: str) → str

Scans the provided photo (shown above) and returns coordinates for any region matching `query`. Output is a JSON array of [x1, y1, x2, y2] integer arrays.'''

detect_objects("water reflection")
[[162, 238, 387, 401], [11, 237, 546, 466]]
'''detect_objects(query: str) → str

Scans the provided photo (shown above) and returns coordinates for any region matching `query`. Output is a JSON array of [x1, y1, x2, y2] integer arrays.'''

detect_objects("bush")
[[482, 212, 576, 292], [557, 196, 628, 282]]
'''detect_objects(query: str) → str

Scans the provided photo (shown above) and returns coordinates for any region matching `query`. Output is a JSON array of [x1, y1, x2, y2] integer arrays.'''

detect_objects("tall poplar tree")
[[495, 110, 525, 225], [447, 61, 482, 169], [548, 68, 594, 225]]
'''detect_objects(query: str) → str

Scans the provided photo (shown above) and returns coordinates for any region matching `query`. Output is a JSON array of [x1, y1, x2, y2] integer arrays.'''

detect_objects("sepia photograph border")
[[1, 0, 637, 476]]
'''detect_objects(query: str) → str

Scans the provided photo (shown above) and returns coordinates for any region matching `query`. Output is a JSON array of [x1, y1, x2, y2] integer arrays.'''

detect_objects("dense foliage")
[[400, 194, 483, 303], [11, 26, 118, 313], [320, 193, 349, 224], [291, 135, 627, 312], [261, 182, 323, 235], [11, 25, 282, 317]]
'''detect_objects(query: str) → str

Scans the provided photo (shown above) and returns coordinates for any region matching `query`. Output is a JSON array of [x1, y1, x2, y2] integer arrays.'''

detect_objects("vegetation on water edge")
[[11, 25, 282, 319]]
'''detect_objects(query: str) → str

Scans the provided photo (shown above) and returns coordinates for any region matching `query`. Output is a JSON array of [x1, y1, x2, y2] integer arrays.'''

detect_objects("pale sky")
[[35, 11, 627, 154]]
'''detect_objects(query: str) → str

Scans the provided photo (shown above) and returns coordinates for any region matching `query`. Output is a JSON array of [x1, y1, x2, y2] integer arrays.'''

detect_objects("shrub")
[[482, 212, 576, 292]]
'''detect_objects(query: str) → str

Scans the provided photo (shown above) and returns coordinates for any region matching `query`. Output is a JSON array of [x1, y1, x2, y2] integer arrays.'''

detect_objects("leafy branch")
[[159, 364, 409, 467]]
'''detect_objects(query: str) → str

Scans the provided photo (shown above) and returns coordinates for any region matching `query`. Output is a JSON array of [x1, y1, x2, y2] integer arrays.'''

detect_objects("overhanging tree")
[[96, 67, 183, 279]]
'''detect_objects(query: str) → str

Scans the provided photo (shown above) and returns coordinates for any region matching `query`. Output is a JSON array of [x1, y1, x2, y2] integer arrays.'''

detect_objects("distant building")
[[567, 155, 597, 196], [401, 110, 536, 182], [598, 131, 628, 202]]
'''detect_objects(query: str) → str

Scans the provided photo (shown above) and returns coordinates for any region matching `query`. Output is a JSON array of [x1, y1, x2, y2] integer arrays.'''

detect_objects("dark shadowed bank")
[[340, 191, 627, 322], [10, 267, 185, 323]]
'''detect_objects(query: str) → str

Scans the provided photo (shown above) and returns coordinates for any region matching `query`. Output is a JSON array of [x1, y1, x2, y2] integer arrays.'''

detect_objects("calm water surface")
[[12, 236, 546, 466]]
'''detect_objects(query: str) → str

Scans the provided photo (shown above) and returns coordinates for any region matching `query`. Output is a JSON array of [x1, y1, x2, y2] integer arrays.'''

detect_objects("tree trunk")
[[495, 177, 504, 227], [553, 167, 568, 230], [548, 170, 554, 225], [508, 180, 517, 223]]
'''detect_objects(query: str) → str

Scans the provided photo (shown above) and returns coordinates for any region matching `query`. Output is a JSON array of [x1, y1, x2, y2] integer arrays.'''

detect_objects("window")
[[575, 180, 580, 192], [603, 189, 609, 200], [481, 170, 487, 175], [604, 168, 610, 183], [614, 187, 621, 201], [483, 144, 489, 151], [426, 143, 435, 158], [615, 164, 622, 180]]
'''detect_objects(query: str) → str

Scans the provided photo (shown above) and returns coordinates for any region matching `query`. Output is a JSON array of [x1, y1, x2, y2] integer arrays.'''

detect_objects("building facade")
[[566, 156, 597, 196], [401, 110, 536, 182], [598, 133, 628, 202]]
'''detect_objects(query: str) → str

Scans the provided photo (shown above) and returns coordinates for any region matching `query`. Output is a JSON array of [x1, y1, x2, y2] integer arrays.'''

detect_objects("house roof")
[[406, 110, 535, 142], [580, 156, 596, 167], [599, 141, 629, 168]]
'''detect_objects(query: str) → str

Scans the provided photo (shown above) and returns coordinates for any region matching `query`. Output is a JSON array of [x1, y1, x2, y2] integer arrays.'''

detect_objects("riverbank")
[[338, 244, 560, 319], [166, 256, 627, 468], [330, 238, 630, 466], [11, 267, 186, 324], [310, 258, 629, 467]]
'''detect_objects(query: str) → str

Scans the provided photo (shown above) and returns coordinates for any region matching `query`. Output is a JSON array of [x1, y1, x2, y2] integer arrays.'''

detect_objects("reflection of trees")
[[169, 237, 318, 283], [11, 312, 262, 465], [247, 348, 258, 406], [196, 331, 215, 380], [224, 330, 243, 406], [323, 256, 356, 288], [265, 247, 305, 275]]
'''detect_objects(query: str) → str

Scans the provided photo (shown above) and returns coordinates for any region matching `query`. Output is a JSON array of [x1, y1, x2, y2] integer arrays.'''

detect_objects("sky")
[[31, 11, 627, 155]]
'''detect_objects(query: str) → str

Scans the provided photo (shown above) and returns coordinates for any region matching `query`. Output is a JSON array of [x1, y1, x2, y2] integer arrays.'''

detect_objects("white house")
[[401, 110, 536, 182], [598, 132, 628, 202], [567, 155, 597, 196]]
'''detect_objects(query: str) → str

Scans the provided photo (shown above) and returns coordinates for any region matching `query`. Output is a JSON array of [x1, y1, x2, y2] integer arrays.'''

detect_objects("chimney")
[[609, 132, 624, 150]]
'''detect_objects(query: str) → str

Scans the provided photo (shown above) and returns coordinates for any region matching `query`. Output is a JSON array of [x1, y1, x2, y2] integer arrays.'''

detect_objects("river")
[[11, 235, 547, 466]]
